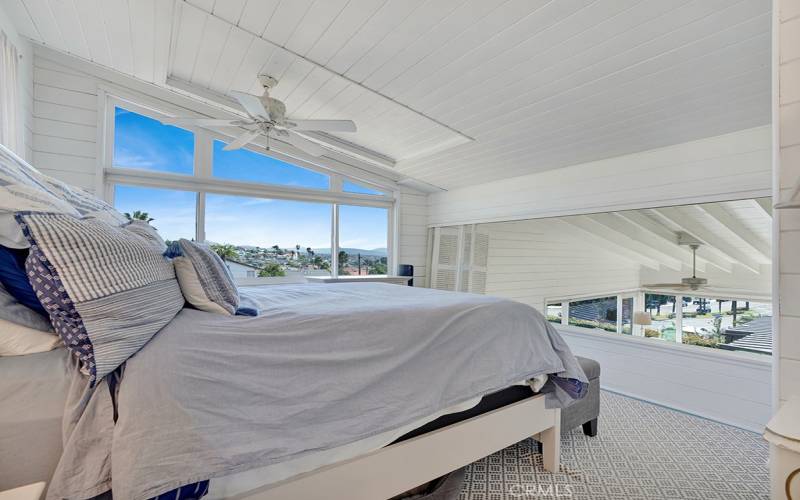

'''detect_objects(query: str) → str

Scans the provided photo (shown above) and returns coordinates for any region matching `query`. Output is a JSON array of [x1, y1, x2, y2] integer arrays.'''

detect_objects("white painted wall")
[[428, 126, 772, 227], [0, 2, 33, 161], [560, 328, 772, 432], [397, 187, 428, 286], [480, 218, 641, 310], [775, 0, 800, 410]]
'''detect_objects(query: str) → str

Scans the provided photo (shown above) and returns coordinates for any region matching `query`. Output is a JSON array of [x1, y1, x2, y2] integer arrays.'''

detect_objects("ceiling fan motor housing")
[[682, 276, 708, 290]]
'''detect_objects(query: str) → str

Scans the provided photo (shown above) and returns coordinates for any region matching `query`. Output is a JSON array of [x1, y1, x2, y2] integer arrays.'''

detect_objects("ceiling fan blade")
[[161, 118, 244, 127], [230, 90, 269, 120], [286, 119, 357, 133], [642, 283, 691, 289], [222, 129, 262, 151], [282, 131, 328, 157]]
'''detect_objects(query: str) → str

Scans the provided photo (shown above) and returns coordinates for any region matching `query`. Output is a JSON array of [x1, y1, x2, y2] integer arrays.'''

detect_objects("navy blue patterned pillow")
[[0, 245, 47, 316]]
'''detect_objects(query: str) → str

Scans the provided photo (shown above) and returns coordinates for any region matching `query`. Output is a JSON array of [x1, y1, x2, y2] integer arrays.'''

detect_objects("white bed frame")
[[233, 394, 560, 500]]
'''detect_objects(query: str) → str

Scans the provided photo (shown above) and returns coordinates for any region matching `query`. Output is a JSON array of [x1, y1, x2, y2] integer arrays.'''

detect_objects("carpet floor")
[[459, 391, 769, 499]]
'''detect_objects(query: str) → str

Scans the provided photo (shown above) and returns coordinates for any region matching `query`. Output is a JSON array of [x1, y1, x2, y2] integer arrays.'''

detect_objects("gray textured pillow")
[[0, 145, 80, 248], [17, 212, 184, 382], [0, 281, 53, 332], [178, 239, 240, 315], [123, 220, 167, 253]]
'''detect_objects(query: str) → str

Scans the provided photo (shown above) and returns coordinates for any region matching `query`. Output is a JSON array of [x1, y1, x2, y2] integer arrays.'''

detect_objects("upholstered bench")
[[564, 356, 601, 437]]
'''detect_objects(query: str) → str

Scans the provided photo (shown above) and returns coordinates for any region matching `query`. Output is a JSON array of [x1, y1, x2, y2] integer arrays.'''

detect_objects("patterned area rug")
[[459, 391, 769, 499]]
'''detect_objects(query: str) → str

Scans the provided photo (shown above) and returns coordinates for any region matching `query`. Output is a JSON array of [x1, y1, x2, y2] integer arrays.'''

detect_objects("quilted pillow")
[[177, 239, 239, 315], [0, 145, 79, 248], [16, 212, 184, 382]]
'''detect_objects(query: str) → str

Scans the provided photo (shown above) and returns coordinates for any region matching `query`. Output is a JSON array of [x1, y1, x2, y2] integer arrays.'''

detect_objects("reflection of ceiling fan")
[[642, 232, 709, 291], [162, 75, 357, 157]]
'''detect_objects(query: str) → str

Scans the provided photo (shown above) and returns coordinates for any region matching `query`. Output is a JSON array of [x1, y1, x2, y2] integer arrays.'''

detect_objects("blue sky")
[[113, 107, 387, 249]]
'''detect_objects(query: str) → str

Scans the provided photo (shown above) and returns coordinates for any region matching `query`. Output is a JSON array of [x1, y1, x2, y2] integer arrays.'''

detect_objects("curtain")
[[0, 30, 20, 155]]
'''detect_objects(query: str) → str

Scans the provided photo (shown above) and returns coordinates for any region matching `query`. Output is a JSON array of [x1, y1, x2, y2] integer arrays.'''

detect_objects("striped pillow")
[[16, 212, 184, 383], [178, 239, 240, 315]]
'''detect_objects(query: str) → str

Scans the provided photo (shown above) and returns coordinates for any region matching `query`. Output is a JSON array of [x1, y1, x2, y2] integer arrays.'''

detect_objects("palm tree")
[[210, 243, 237, 262], [124, 210, 154, 223]]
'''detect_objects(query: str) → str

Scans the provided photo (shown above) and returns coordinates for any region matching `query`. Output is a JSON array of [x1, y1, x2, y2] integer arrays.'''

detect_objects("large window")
[[113, 185, 196, 242], [212, 140, 329, 189], [338, 205, 389, 276], [205, 194, 332, 280], [547, 291, 772, 355], [113, 107, 194, 175], [107, 100, 395, 282], [568, 296, 617, 332]]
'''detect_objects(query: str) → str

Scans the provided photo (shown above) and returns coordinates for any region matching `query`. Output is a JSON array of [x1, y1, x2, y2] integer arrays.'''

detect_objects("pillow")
[[16, 212, 184, 382], [0, 145, 80, 248], [41, 175, 128, 226], [177, 239, 239, 315], [173, 256, 231, 315], [0, 317, 62, 356], [0, 245, 47, 316], [123, 220, 167, 253], [0, 281, 52, 331]]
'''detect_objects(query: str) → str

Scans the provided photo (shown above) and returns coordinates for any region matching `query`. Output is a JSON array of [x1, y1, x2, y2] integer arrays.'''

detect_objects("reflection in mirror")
[[429, 197, 772, 355]]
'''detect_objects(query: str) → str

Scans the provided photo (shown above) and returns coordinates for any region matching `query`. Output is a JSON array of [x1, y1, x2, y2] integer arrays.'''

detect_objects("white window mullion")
[[331, 204, 339, 278]]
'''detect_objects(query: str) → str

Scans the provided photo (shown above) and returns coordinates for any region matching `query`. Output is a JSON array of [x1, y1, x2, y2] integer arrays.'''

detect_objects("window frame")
[[101, 93, 397, 280], [545, 288, 772, 360]]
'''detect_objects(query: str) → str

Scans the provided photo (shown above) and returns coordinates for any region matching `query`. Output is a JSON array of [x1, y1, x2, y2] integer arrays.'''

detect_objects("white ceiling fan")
[[642, 232, 709, 291], [163, 75, 357, 157]]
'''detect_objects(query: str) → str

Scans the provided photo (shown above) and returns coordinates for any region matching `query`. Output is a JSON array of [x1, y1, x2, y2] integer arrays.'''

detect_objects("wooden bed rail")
[[233, 394, 560, 500]]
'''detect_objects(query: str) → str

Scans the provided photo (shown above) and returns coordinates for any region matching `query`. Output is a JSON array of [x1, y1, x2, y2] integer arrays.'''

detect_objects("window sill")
[[555, 324, 772, 369]]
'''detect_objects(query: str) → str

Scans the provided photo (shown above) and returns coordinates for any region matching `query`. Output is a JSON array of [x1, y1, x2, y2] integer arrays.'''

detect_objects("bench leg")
[[582, 418, 598, 437]]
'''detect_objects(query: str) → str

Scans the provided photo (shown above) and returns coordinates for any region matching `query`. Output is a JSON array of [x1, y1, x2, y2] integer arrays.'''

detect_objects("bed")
[[5, 282, 586, 500]]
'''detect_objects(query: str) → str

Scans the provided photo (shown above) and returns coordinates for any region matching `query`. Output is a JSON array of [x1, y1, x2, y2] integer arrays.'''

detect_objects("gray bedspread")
[[53, 283, 587, 500]]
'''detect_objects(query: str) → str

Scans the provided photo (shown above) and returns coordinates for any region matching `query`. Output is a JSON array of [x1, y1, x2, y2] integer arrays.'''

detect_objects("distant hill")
[[313, 247, 387, 257]]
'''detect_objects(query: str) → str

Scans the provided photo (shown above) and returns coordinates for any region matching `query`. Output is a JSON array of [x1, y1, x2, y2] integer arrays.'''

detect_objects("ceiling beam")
[[697, 203, 771, 261], [651, 207, 762, 274], [755, 197, 773, 216], [614, 210, 729, 273], [583, 213, 684, 271], [557, 217, 661, 271]]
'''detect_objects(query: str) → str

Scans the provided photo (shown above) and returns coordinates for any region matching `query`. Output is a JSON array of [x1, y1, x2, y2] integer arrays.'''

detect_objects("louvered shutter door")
[[431, 226, 461, 291], [469, 228, 490, 294], [431, 225, 491, 293]]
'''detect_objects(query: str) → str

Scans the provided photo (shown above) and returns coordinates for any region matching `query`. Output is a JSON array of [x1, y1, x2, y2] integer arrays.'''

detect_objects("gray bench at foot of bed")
[[537, 356, 600, 454]]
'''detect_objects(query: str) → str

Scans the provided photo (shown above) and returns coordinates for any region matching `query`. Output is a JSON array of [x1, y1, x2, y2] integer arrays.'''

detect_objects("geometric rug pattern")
[[460, 391, 769, 499]]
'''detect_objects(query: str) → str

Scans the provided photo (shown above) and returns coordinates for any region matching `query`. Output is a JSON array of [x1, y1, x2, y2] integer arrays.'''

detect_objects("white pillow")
[[0, 318, 62, 356], [173, 256, 232, 315]]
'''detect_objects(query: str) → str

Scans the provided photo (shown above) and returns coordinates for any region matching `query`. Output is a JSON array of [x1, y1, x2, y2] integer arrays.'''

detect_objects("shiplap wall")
[[561, 329, 772, 432], [397, 187, 428, 286], [776, 0, 800, 408], [481, 219, 641, 310], [31, 56, 98, 191], [0, 2, 33, 161], [428, 126, 772, 227]]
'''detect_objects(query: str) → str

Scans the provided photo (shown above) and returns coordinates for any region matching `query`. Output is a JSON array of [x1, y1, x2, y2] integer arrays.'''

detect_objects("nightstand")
[[0, 483, 46, 500]]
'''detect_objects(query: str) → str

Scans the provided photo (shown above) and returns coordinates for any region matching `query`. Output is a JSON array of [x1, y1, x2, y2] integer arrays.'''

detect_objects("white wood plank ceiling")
[[561, 198, 772, 279], [4, 0, 772, 190]]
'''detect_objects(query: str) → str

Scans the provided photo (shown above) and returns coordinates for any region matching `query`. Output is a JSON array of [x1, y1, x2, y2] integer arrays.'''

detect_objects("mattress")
[[207, 382, 538, 499], [0, 348, 70, 490]]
